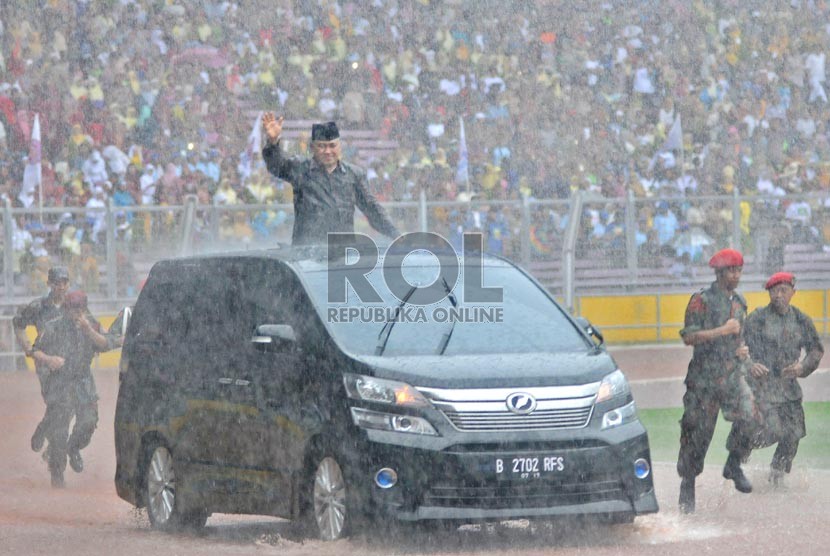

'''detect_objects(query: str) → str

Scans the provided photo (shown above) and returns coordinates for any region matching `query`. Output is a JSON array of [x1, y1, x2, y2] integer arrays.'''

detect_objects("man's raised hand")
[[263, 112, 284, 144]]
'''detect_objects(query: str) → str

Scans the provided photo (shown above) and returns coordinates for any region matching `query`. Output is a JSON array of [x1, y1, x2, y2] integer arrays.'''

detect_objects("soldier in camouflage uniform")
[[677, 248, 759, 513], [743, 272, 824, 486], [30, 291, 109, 487], [13, 267, 71, 453]]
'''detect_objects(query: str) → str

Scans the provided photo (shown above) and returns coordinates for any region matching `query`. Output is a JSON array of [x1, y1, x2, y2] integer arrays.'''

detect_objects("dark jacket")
[[34, 315, 104, 380], [744, 305, 824, 402], [12, 294, 63, 332], [262, 141, 399, 245], [679, 282, 748, 386]]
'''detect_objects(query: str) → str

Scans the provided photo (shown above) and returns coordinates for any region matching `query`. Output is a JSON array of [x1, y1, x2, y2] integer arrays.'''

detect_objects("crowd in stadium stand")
[[2, 1, 830, 293]]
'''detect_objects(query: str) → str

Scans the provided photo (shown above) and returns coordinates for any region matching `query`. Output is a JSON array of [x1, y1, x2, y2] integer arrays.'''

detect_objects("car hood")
[[351, 350, 618, 389]]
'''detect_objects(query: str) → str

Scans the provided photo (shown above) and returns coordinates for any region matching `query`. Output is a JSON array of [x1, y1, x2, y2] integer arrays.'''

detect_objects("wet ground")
[[1, 345, 829, 555]]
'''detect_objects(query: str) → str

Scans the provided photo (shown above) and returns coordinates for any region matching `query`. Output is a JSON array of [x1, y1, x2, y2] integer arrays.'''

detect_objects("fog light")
[[374, 467, 398, 489], [634, 458, 651, 479]]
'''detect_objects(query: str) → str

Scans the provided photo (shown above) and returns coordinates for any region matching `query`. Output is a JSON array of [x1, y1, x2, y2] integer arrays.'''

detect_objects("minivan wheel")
[[144, 444, 207, 531], [311, 455, 350, 541]]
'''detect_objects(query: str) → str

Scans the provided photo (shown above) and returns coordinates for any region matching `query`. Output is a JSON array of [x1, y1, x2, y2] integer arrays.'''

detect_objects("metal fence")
[[4, 189, 830, 298], [2, 189, 830, 362]]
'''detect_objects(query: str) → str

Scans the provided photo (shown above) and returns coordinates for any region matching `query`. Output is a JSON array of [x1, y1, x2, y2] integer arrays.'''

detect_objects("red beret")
[[765, 272, 795, 290], [64, 290, 88, 309], [708, 248, 744, 269]]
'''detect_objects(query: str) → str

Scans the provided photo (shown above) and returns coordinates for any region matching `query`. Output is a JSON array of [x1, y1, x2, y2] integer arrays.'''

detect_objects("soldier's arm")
[[682, 323, 740, 346], [31, 327, 65, 371], [788, 310, 824, 378], [13, 326, 32, 354], [12, 302, 38, 354], [743, 310, 770, 377], [679, 293, 741, 346], [353, 170, 400, 239], [78, 315, 110, 352], [798, 346, 825, 378]]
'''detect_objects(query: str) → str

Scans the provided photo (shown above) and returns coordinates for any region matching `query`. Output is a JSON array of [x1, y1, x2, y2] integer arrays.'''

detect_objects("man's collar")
[[710, 281, 735, 296], [312, 159, 345, 174]]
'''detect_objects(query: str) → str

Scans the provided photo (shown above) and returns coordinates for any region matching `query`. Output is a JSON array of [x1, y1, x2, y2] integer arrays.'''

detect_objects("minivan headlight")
[[596, 369, 631, 404], [343, 374, 431, 408]]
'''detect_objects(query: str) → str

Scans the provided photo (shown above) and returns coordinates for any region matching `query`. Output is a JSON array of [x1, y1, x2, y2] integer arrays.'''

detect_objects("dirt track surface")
[[612, 343, 830, 409], [2, 350, 830, 556]]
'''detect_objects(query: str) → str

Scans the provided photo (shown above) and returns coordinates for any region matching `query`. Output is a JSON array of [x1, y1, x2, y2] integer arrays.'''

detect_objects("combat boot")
[[723, 452, 752, 493], [769, 467, 785, 488], [51, 470, 65, 489], [30, 422, 46, 452], [68, 449, 84, 473], [679, 477, 695, 514]]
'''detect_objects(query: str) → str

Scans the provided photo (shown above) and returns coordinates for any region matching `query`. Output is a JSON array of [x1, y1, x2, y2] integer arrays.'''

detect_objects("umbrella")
[[170, 46, 230, 69]]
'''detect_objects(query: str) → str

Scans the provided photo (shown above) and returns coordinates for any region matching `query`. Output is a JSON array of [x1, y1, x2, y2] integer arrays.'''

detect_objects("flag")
[[455, 116, 469, 189], [238, 111, 263, 183], [20, 113, 42, 209], [661, 113, 683, 152], [648, 114, 682, 171]]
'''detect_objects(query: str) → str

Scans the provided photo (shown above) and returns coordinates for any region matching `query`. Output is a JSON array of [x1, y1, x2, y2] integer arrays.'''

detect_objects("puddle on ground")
[[628, 513, 737, 545]]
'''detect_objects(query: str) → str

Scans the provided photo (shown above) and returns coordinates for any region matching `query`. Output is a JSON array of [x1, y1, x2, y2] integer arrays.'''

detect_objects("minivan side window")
[[237, 263, 286, 328], [236, 260, 320, 353], [130, 281, 190, 345], [186, 265, 240, 344]]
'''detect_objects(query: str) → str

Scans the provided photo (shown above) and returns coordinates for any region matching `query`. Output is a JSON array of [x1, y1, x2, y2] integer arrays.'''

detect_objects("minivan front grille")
[[441, 406, 593, 431], [418, 383, 599, 432]]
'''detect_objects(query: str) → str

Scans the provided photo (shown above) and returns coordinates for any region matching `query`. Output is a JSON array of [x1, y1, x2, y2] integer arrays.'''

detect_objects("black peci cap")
[[311, 121, 340, 141]]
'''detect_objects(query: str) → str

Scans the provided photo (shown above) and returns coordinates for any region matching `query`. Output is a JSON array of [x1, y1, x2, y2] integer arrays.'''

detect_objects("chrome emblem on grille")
[[506, 392, 537, 415]]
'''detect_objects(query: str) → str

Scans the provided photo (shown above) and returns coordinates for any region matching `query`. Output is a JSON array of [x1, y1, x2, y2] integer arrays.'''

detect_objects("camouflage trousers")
[[677, 368, 760, 479], [39, 369, 99, 476], [750, 399, 806, 473]]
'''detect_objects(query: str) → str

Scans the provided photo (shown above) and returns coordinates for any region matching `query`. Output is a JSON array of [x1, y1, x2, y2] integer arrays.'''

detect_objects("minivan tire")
[[143, 444, 208, 532], [305, 451, 359, 541]]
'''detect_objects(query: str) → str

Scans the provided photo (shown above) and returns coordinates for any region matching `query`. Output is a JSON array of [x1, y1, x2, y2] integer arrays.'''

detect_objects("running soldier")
[[743, 272, 824, 486], [13, 266, 71, 453], [30, 291, 109, 487], [677, 248, 758, 513]]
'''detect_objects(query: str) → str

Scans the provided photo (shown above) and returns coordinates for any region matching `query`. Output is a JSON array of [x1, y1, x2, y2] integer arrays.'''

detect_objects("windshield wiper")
[[375, 284, 418, 356], [435, 277, 458, 355]]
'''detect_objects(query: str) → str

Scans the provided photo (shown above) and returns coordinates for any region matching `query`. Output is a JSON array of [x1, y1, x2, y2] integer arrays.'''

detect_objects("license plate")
[[494, 455, 565, 479]]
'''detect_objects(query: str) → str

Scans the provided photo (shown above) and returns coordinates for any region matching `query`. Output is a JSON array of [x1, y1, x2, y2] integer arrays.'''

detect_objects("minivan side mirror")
[[120, 306, 132, 337], [575, 316, 604, 346], [252, 324, 298, 350]]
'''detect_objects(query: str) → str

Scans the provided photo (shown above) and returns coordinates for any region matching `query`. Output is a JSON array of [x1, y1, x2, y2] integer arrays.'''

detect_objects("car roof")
[[150, 245, 519, 275]]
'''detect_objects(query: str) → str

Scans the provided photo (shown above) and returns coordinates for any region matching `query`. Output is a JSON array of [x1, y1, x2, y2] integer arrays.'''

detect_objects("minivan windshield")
[[301, 264, 591, 356]]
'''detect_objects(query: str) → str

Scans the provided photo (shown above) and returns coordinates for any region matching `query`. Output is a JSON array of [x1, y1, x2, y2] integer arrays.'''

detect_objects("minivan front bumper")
[[352, 420, 658, 522]]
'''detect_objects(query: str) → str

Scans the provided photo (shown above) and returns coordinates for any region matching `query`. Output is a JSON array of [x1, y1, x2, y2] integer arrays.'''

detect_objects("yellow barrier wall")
[[580, 288, 829, 344], [578, 296, 659, 343], [21, 289, 829, 370]]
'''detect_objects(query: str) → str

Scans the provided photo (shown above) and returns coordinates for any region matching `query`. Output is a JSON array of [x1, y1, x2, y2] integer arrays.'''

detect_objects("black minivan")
[[114, 246, 657, 540]]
